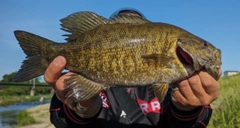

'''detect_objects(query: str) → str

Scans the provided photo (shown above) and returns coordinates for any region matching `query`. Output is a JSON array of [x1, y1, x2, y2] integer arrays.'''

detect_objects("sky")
[[0, 0, 239, 80]]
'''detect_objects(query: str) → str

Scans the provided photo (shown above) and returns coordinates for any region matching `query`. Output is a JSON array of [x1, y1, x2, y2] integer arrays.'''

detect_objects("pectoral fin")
[[153, 83, 169, 103], [63, 74, 108, 107], [147, 85, 155, 100]]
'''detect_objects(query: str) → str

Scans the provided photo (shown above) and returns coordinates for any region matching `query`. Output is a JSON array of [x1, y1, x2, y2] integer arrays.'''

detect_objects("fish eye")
[[202, 41, 208, 47]]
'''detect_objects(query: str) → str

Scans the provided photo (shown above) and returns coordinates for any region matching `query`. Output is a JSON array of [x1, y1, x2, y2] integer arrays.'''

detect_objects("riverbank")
[[17, 103, 54, 128], [0, 95, 52, 106]]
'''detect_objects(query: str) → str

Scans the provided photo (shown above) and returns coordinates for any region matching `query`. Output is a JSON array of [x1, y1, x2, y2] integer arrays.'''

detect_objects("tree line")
[[1, 71, 44, 83], [0, 72, 51, 95]]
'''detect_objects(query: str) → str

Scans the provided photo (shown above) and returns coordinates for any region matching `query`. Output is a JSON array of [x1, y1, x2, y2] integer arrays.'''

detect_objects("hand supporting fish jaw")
[[171, 69, 221, 111]]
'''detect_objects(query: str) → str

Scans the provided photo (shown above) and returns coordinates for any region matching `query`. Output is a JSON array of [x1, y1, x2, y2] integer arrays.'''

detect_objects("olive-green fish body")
[[53, 23, 190, 86], [13, 12, 222, 103]]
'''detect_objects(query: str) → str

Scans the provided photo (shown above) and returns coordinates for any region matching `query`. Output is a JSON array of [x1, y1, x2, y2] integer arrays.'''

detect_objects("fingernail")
[[53, 57, 63, 66]]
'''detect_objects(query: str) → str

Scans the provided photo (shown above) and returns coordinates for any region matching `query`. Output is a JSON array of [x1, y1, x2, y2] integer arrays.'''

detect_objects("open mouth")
[[176, 46, 193, 66]]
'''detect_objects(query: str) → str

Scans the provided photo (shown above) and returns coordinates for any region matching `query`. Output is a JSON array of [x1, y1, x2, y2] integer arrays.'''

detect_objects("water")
[[0, 100, 50, 128]]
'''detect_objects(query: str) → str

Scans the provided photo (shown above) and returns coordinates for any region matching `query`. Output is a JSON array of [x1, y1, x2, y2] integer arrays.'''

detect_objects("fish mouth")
[[176, 46, 193, 68]]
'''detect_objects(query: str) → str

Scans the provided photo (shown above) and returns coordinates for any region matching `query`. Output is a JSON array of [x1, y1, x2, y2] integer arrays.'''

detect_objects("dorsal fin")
[[109, 15, 151, 24], [60, 11, 109, 41]]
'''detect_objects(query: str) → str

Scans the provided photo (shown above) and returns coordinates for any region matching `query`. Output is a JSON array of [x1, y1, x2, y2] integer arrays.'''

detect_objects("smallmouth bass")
[[13, 11, 222, 103]]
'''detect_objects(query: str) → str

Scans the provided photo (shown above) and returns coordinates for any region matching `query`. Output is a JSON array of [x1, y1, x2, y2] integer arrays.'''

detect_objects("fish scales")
[[13, 11, 222, 102], [49, 23, 187, 85]]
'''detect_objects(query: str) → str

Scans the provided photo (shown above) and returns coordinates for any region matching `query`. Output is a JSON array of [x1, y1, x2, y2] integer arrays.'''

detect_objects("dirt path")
[[18, 103, 54, 128]]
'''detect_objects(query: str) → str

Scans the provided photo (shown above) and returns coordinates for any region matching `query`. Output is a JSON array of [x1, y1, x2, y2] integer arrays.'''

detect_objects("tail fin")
[[13, 30, 55, 82]]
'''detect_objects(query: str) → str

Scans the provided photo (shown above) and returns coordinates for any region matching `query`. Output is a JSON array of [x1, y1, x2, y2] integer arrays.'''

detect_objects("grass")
[[0, 94, 52, 106], [208, 73, 240, 128], [16, 103, 51, 127], [16, 110, 39, 126], [0, 86, 53, 106]]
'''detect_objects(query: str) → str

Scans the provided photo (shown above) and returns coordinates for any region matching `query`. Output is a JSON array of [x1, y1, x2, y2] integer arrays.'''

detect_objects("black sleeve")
[[161, 90, 213, 128], [49, 94, 101, 128]]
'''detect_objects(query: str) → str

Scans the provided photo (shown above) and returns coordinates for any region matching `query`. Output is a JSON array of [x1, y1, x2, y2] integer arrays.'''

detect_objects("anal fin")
[[147, 85, 155, 100], [153, 83, 169, 103]]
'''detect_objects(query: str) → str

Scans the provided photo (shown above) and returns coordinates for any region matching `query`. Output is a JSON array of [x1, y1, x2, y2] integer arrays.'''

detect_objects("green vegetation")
[[0, 71, 51, 106], [0, 71, 44, 83], [0, 86, 28, 96], [16, 110, 39, 126], [0, 87, 52, 106], [0, 72, 18, 82], [0, 94, 52, 106], [208, 74, 240, 128]]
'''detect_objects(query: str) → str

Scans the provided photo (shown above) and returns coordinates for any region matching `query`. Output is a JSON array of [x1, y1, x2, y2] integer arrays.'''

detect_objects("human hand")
[[44, 56, 100, 112], [171, 69, 222, 111]]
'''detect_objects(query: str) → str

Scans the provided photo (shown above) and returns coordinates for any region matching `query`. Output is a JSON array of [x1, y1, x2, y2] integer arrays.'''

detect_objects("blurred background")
[[0, 0, 239, 127]]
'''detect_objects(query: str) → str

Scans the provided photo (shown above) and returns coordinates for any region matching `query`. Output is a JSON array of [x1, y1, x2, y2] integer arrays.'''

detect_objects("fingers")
[[52, 72, 75, 109], [171, 74, 206, 110], [171, 74, 201, 107], [198, 71, 220, 100], [44, 56, 67, 85], [171, 83, 188, 105], [187, 72, 212, 105], [171, 69, 221, 111], [179, 74, 202, 100], [55, 72, 75, 91]]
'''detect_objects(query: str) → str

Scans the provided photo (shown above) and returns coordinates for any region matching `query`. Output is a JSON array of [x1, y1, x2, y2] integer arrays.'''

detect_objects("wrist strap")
[[111, 87, 153, 126]]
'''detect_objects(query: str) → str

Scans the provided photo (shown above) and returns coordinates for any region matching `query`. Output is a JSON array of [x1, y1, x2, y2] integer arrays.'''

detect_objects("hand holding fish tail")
[[171, 69, 221, 111], [44, 56, 102, 118]]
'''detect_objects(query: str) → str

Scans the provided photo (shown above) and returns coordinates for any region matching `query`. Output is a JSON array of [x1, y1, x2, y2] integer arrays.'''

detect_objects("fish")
[[13, 11, 222, 104]]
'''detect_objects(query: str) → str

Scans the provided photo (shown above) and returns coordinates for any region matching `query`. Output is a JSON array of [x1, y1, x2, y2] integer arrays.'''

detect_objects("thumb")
[[44, 56, 66, 85]]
